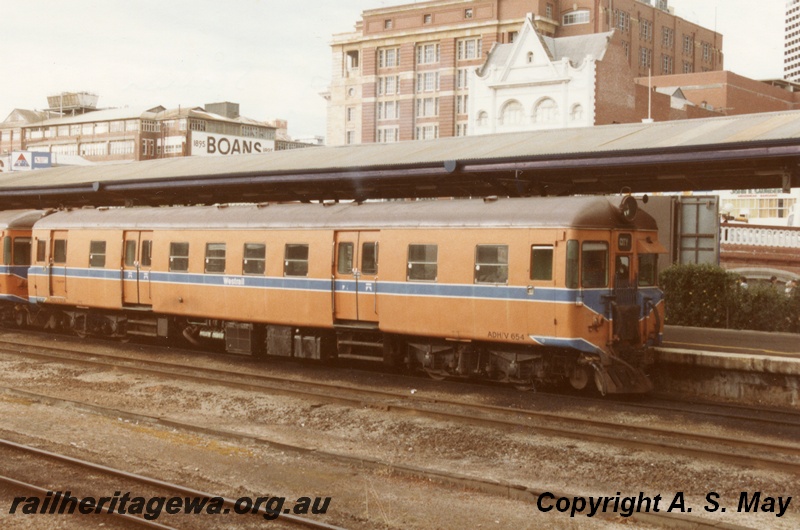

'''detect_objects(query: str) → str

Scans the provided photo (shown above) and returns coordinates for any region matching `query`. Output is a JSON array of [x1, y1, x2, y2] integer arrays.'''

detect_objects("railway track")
[[0, 436, 344, 530], [0, 383, 760, 530], [0, 334, 797, 476]]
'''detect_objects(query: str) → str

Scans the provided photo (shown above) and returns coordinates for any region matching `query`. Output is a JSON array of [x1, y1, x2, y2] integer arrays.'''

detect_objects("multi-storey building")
[[326, 0, 722, 145], [786, 0, 800, 81], [0, 93, 311, 169]]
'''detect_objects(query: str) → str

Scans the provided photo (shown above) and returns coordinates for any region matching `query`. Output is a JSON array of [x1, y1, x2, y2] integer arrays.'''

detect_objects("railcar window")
[[204, 243, 226, 274], [362, 242, 378, 275], [2, 237, 9, 264], [638, 254, 658, 286], [530, 245, 553, 281], [89, 241, 107, 268], [284, 244, 309, 277], [124, 240, 137, 267], [36, 241, 46, 263], [337, 242, 354, 274], [141, 240, 153, 267], [243, 243, 266, 275], [475, 245, 508, 284], [169, 242, 190, 272], [407, 244, 438, 281], [54, 240, 67, 264], [581, 242, 608, 288], [13, 238, 31, 265], [566, 240, 579, 288]]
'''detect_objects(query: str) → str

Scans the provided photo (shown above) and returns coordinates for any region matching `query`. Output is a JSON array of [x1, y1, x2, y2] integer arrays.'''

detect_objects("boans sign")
[[190, 132, 275, 157]]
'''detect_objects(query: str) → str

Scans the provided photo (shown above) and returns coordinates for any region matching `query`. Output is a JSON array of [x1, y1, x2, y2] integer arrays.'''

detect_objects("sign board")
[[9, 151, 52, 171], [190, 132, 275, 157]]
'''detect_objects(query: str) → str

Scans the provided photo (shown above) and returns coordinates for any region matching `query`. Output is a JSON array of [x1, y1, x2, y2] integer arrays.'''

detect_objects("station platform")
[[652, 326, 800, 409]]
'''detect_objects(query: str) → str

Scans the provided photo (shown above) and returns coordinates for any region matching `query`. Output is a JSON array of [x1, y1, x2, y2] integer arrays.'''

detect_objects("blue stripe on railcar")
[[26, 267, 663, 319], [0, 266, 30, 280]]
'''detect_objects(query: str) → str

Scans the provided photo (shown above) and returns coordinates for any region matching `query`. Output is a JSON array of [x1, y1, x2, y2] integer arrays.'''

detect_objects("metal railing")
[[720, 223, 800, 249]]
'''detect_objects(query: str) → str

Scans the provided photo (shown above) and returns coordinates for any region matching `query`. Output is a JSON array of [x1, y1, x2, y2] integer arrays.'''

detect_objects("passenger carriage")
[[25, 196, 664, 394], [0, 210, 46, 325]]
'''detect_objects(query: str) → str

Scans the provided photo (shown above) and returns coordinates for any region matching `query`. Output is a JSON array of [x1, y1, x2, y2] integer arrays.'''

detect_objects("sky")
[[0, 0, 787, 139]]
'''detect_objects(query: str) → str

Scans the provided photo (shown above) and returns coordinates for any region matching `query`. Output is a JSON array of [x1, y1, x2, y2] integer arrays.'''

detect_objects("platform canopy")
[[2, 110, 800, 209]]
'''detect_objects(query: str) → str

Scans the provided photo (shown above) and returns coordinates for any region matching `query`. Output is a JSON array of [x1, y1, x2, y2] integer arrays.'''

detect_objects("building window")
[[456, 122, 468, 136], [416, 72, 440, 92], [346, 131, 355, 144], [546, 3, 554, 19], [456, 95, 469, 115], [189, 119, 206, 131], [682, 60, 693, 73], [346, 107, 355, 122], [702, 42, 712, 62], [384, 19, 393, 29], [613, 10, 630, 32], [415, 125, 439, 140], [378, 75, 399, 95], [464, 8, 473, 19], [500, 100, 524, 125], [622, 41, 630, 60], [377, 101, 399, 120], [662, 54, 674, 74], [457, 37, 482, 60], [683, 35, 693, 55], [346, 50, 360, 71], [508, 31, 519, 43], [416, 97, 439, 117], [639, 47, 652, 69], [407, 244, 437, 281], [662, 27, 674, 47], [640, 20, 652, 42], [423, 14, 432, 24], [416, 43, 440, 65], [563, 10, 590, 26], [377, 126, 399, 143], [570, 104, 584, 121], [456, 68, 470, 89], [378, 47, 400, 68], [476, 111, 488, 128], [534, 99, 559, 123]]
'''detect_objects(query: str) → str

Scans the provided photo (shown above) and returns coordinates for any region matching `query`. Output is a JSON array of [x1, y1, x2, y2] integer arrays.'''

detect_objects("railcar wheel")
[[513, 382, 535, 392], [424, 369, 447, 381], [569, 365, 590, 391], [13, 310, 27, 328]]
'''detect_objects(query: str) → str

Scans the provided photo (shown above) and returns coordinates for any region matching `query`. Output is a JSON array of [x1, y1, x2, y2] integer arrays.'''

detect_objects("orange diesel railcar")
[[27, 196, 665, 394], [0, 210, 47, 325]]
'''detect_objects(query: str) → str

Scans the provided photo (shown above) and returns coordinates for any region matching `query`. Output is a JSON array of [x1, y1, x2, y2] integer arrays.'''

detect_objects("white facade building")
[[469, 16, 611, 135]]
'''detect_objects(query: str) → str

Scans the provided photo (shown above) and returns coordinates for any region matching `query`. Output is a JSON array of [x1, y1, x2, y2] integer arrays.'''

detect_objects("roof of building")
[[33, 196, 656, 231], [1, 109, 800, 208]]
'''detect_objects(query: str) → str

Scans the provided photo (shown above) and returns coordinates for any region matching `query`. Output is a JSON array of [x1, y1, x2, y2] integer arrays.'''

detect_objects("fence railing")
[[720, 223, 800, 248]]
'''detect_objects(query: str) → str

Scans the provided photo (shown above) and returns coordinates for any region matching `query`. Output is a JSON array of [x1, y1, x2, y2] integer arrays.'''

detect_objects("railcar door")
[[122, 231, 153, 306], [527, 239, 558, 340], [48, 231, 68, 299], [333, 231, 380, 322]]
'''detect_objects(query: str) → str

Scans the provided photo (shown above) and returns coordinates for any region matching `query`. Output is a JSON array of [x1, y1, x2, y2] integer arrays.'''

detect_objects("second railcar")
[[26, 196, 665, 394]]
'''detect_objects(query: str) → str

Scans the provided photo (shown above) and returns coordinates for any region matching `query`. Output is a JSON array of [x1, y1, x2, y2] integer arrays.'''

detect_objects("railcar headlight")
[[619, 195, 638, 222]]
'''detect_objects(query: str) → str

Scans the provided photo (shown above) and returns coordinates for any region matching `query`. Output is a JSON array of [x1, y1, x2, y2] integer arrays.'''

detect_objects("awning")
[[637, 238, 668, 254]]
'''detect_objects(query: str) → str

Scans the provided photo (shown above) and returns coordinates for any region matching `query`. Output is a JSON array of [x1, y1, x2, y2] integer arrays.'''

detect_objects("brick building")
[[325, 0, 723, 145], [0, 93, 310, 169]]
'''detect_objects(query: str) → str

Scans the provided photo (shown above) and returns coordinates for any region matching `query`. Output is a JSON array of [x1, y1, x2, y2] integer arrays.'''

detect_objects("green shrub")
[[659, 264, 800, 333]]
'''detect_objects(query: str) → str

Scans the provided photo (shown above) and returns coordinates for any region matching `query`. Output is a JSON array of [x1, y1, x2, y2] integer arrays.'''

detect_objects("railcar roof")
[[33, 197, 657, 231], [0, 210, 47, 230]]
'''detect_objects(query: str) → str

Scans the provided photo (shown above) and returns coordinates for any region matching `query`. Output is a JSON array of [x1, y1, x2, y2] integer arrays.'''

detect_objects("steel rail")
[[0, 340, 797, 475]]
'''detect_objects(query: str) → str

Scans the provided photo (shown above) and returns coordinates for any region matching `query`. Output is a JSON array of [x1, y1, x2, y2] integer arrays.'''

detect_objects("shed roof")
[[1, 109, 800, 208]]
